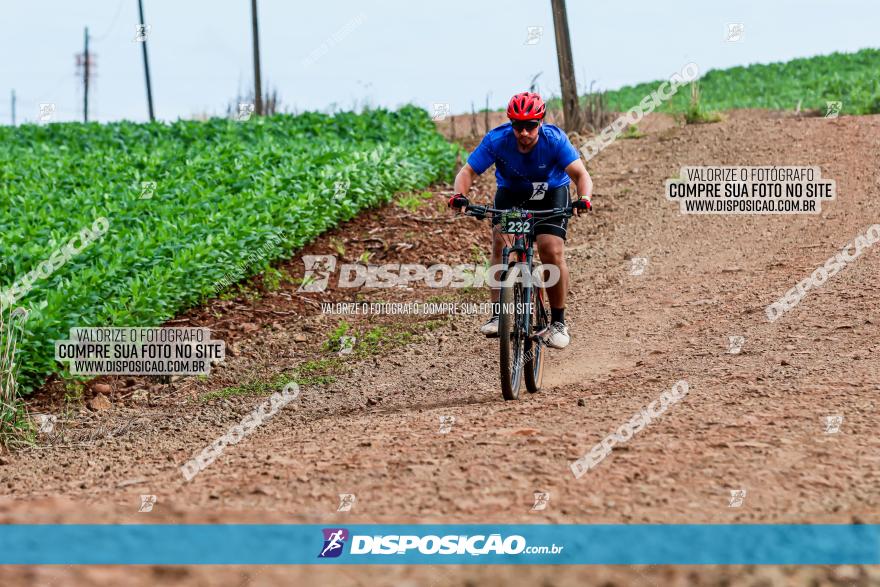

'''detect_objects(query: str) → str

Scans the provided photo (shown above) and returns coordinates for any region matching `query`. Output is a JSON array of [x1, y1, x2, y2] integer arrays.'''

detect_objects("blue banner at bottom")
[[0, 524, 877, 565]]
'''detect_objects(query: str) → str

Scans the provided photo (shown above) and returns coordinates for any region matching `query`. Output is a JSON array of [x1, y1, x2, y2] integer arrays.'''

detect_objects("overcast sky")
[[1, 0, 877, 123]]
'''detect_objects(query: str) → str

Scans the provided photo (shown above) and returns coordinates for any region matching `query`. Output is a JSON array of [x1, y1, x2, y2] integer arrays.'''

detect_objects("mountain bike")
[[463, 201, 587, 400]]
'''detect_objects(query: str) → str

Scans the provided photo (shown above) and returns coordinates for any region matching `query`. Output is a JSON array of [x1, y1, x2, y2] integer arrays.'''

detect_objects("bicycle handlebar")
[[463, 204, 579, 219]]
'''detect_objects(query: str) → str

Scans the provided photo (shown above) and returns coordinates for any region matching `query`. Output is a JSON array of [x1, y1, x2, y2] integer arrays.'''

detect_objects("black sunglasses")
[[511, 119, 541, 132]]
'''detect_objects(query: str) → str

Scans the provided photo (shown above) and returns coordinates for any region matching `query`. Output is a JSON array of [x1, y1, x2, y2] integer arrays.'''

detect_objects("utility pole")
[[550, 0, 582, 131], [470, 102, 478, 136], [76, 31, 96, 122], [10, 90, 15, 126], [84, 27, 90, 122], [137, 0, 155, 121], [250, 0, 263, 115], [484, 93, 490, 133]]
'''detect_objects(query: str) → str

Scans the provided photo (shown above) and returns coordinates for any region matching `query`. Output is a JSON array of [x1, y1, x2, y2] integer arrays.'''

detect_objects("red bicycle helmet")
[[507, 92, 546, 120]]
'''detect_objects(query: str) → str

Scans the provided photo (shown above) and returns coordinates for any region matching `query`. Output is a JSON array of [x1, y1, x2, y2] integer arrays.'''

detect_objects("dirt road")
[[3, 110, 879, 586]]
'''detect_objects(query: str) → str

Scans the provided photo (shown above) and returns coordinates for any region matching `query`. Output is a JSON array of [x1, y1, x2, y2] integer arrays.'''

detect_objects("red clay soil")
[[2, 111, 880, 586]]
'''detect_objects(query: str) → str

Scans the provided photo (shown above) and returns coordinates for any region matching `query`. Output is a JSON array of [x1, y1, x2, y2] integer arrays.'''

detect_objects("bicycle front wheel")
[[524, 285, 548, 393], [499, 279, 525, 401]]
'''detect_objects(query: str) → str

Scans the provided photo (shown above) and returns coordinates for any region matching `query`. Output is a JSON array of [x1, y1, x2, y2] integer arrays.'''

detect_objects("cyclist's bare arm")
[[454, 163, 479, 194], [565, 159, 593, 200], [451, 163, 480, 212]]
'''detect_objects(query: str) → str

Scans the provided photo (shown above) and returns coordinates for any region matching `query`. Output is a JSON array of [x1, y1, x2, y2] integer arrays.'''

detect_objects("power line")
[[91, 0, 127, 42]]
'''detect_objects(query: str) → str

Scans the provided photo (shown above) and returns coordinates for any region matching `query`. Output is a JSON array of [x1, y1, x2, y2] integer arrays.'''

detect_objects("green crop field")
[[575, 48, 880, 116], [0, 106, 458, 393]]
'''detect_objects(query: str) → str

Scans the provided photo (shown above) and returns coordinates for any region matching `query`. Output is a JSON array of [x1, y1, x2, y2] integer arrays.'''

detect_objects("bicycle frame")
[[463, 202, 579, 399], [497, 225, 537, 341], [468, 203, 573, 335]]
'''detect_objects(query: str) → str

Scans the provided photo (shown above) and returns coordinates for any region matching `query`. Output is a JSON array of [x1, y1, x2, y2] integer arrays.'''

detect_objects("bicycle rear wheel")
[[499, 279, 525, 401], [524, 286, 548, 393]]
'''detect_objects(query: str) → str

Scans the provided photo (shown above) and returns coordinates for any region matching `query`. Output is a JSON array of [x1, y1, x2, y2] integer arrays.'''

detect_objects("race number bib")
[[529, 181, 548, 200]]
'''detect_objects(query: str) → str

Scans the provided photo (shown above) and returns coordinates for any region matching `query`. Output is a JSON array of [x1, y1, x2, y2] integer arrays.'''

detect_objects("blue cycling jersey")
[[467, 123, 580, 191]]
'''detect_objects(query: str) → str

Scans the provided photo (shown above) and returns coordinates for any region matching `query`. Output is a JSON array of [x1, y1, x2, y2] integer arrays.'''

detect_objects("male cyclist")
[[448, 92, 592, 349]]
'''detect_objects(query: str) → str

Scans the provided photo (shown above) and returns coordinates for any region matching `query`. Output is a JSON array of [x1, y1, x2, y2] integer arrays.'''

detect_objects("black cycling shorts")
[[492, 184, 572, 240]]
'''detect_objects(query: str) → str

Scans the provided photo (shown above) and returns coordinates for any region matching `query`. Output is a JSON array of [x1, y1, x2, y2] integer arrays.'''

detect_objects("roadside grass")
[[469, 244, 488, 265], [199, 316, 449, 403], [200, 365, 340, 402], [218, 283, 262, 302], [322, 322, 352, 353], [684, 83, 723, 124], [329, 236, 346, 257], [62, 379, 86, 411], [0, 308, 35, 448], [621, 124, 644, 139], [323, 319, 447, 358], [395, 190, 433, 212], [425, 283, 484, 302], [261, 267, 293, 292]]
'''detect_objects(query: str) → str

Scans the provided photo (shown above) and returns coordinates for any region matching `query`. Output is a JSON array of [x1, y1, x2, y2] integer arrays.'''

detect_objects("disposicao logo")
[[318, 528, 349, 558], [317, 530, 562, 558]]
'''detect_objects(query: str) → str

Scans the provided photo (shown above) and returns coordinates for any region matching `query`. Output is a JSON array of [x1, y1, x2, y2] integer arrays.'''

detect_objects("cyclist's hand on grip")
[[572, 197, 592, 216], [448, 193, 469, 214]]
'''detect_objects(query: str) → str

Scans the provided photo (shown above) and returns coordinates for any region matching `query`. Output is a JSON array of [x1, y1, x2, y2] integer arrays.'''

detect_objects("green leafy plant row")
[[0, 106, 459, 392], [549, 49, 880, 116]]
